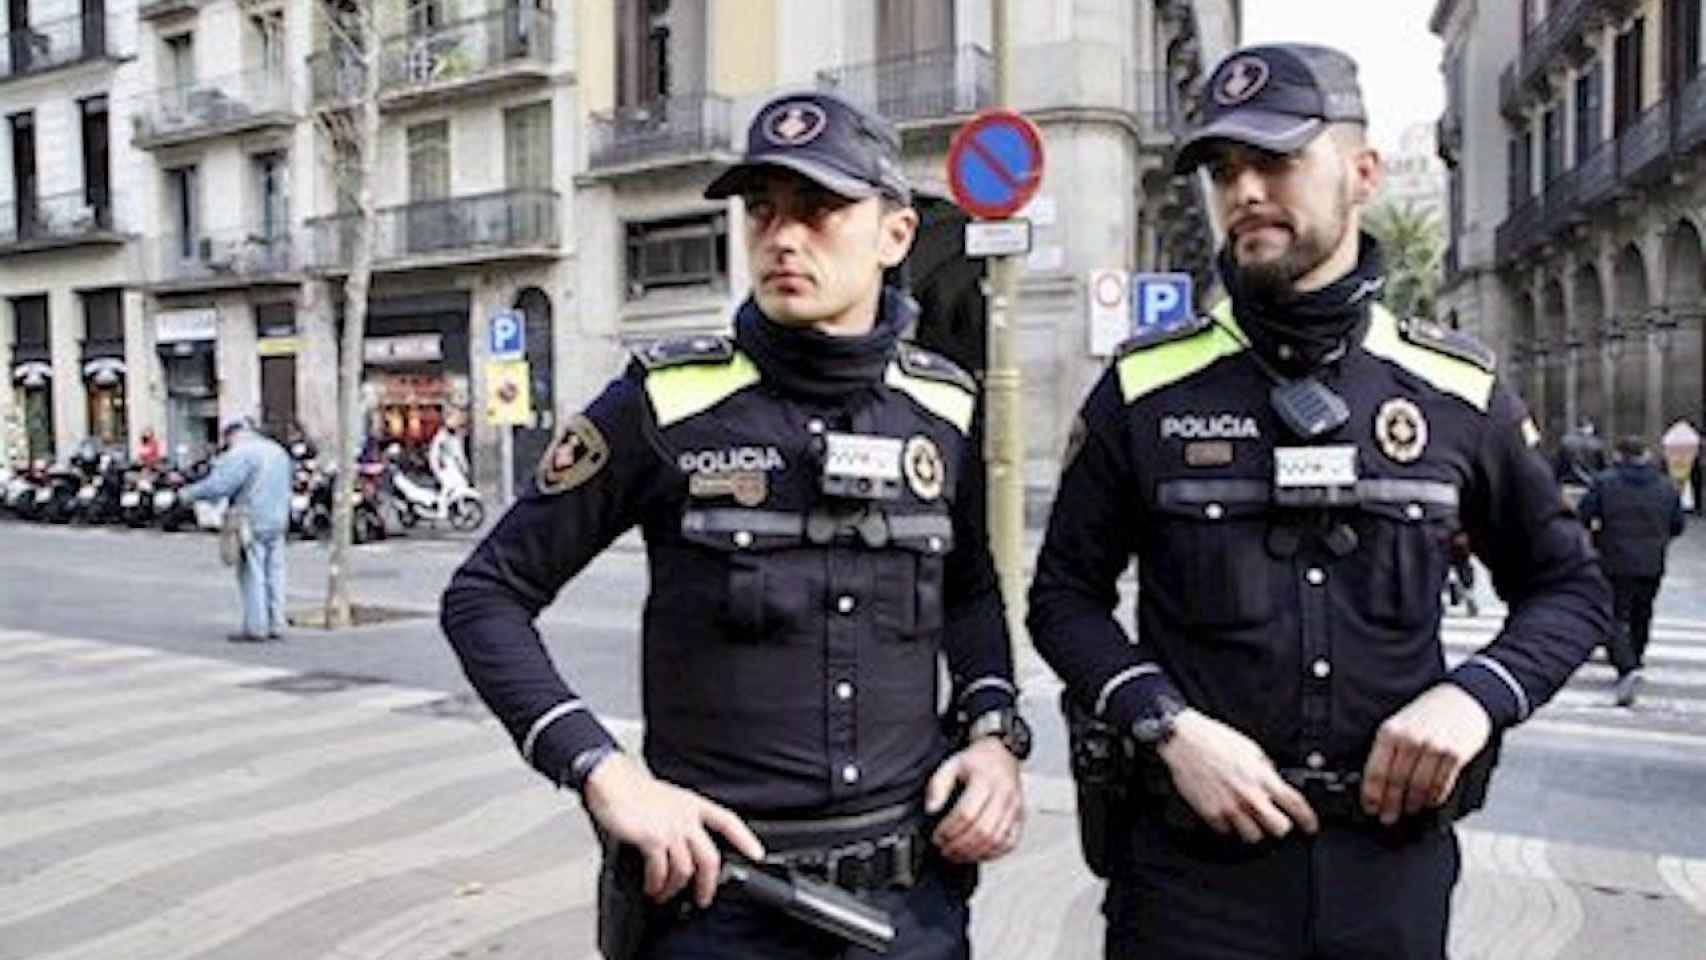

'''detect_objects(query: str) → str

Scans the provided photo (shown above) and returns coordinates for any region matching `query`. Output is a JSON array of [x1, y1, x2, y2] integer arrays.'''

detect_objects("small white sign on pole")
[[965, 219, 1033, 258], [1087, 269, 1130, 357]]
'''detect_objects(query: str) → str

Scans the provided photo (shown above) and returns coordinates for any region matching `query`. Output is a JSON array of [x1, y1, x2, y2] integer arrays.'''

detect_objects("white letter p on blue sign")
[[1131, 273, 1193, 336]]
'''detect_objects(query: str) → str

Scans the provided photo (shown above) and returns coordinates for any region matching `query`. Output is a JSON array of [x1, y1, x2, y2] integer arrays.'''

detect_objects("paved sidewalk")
[[2, 630, 1702, 960]]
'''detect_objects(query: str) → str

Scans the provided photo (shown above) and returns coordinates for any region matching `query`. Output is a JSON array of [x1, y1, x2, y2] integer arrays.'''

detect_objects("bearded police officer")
[[441, 91, 1027, 959], [1027, 44, 1609, 959]]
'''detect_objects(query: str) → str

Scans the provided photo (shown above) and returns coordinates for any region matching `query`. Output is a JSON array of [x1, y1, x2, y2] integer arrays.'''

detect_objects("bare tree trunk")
[[324, 4, 383, 629]]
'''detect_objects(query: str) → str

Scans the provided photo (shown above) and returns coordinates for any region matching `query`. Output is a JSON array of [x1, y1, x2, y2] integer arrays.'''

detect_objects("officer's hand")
[[582, 753, 766, 908], [1158, 709, 1319, 843], [925, 738, 1025, 863], [1362, 683, 1492, 825]]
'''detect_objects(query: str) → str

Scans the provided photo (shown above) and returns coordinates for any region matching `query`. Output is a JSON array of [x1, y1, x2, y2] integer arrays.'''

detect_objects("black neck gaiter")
[[1219, 232, 1387, 376], [733, 288, 912, 402]]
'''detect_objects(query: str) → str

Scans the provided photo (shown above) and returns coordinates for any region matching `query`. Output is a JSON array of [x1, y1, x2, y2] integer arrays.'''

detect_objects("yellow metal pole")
[[986, 0, 1027, 644]]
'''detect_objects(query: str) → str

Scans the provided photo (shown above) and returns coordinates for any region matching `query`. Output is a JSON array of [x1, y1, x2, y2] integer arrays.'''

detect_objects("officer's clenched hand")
[[1361, 683, 1492, 825], [583, 753, 767, 907], [925, 738, 1025, 862], [1159, 709, 1320, 843]]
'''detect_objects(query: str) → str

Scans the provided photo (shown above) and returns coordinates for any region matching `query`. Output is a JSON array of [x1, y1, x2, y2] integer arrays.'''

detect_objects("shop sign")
[[257, 336, 300, 357], [156, 308, 219, 343], [11, 361, 52, 387], [83, 357, 126, 386], [364, 333, 443, 365]]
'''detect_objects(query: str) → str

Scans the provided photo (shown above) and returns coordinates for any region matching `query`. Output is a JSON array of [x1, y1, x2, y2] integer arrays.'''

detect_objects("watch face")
[[1007, 713, 1034, 761]]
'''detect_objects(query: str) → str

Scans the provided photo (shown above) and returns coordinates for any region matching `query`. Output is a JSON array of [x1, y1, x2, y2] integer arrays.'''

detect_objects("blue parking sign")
[[490, 309, 525, 358], [1130, 273, 1194, 336]]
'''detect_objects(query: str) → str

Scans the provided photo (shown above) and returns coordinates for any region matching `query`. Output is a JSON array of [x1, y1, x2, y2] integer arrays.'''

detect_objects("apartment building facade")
[[573, 0, 1238, 501], [1438, 0, 1706, 448], [0, 0, 141, 466]]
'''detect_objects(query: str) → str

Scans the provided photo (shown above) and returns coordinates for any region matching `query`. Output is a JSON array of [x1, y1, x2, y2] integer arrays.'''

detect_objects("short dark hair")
[[1616, 435, 1648, 460]]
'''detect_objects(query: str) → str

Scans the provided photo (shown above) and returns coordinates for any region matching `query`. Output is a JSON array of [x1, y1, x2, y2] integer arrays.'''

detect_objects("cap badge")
[[1216, 56, 1271, 106], [764, 102, 828, 146]]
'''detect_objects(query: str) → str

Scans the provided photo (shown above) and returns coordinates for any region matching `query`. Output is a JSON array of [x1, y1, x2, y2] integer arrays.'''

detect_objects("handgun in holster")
[[595, 829, 651, 960], [1060, 689, 1142, 878], [1440, 732, 1503, 821]]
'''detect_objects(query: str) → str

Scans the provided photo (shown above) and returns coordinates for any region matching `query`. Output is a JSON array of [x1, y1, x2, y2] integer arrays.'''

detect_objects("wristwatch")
[[1130, 693, 1187, 751], [966, 708, 1034, 762]]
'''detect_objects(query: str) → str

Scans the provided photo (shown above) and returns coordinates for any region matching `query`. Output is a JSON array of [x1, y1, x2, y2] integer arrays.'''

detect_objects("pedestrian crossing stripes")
[[2, 629, 1703, 960]]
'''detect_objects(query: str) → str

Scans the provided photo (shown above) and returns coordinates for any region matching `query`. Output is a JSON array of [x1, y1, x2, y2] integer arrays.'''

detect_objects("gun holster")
[[596, 829, 650, 960], [1061, 689, 1142, 878], [1442, 731, 1503, 821]]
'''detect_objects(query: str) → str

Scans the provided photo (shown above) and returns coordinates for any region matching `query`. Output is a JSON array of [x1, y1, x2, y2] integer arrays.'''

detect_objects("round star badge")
[[1375, 398, 1428, 464], [904, 435, 945, 501]]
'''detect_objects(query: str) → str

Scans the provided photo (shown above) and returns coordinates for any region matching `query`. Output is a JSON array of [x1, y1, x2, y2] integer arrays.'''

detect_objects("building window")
[[625, 213, 727, 299], [504, 102, 553, 189], [9, 111, 36, 239], [407, 120, 449, 201], [253, 151, 288, 238], [252, 10, 287, 81], [10, 295, 54, 462], [81, 290, 126, 448], [164, 33, 195, 91], [1614, 19, 1646, 132], [1542, 106, 1562, 185], [1574, 64, 1602, 162], [617, 0, 674, 106], [879, 0, 953, 58], [166, 166, 199, 259]]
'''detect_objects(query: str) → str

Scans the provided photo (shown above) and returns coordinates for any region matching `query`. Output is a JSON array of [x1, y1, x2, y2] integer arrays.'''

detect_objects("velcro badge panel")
[[897, 343, 978, 393], [1396, 316, 1496, 373]]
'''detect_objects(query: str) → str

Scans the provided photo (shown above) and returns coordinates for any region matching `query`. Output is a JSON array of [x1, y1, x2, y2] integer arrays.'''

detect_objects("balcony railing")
[[151, 227, 296, 286], [138, 0, 203, 21], [0, 11, 113, 80], [1573, 137, 1619, 210], [1616, 100, 1673, 184], [1501, 0, 1592, 113], [1678, 71, 1706, 154], [816, 45, 993, 126], [1541, 167, 1581, 236], [0, 190, 120, 250], [587, 94, 733, 171], [309, 8, 553, 107], [306, 188, 558, 269], [1495, 196, 1542, 265], [132, 70, 293, 148]]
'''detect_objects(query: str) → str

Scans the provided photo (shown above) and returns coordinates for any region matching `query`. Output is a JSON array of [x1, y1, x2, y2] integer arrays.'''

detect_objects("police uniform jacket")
[[1028, 299, 1611, 775], [442, 295, 1015, 817]]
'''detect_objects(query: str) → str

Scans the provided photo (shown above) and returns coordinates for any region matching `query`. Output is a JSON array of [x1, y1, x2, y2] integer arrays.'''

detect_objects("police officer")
[[1027, 44, 1610, 959], [441, 91, 1028, 959]]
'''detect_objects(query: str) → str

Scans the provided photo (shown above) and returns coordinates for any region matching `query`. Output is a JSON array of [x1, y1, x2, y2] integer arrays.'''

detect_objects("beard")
[[1229, 181, 1353, 301]]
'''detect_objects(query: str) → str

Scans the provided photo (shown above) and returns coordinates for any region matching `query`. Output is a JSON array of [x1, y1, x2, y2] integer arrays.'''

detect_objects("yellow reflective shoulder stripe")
[[1116, 301, 1246, 403], [884, 363, 975, 434], [645, 351, 762, 427], [1361, 305, 1494, 412]]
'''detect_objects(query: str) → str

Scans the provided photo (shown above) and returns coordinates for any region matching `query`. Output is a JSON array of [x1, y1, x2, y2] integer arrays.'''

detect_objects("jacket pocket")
[[681, 509, 811, 643], [1349, 481, 1460, 628], [870, 511, 956, 640], [1151, 479, 1272, 628]]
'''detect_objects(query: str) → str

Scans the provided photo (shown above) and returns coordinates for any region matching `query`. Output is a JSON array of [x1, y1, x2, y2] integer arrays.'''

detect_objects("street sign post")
[[1088, 269, 1130, 357], [965, 219, 1032, 258], [489, 309, 526, 359], [1130, 273, 1195, 336], [946, 110, 1045, 221]]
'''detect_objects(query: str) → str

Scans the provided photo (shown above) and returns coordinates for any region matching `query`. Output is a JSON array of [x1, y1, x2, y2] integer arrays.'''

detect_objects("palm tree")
[[1365, 200, 1445, 321]]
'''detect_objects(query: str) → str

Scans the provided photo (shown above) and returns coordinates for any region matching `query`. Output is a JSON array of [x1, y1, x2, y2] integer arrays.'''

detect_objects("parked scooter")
[[8, 460, 52, 520], [304, 464, 387, 544], [154, 459, 208, 533], [119, 465, 162, 528], [69, 453, 126, 525], [381, 442, 485, 532]]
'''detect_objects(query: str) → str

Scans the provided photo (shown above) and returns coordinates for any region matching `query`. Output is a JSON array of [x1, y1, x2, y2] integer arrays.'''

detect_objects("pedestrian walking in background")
[[182, 418, 294, 643], [1579, 435, 1687, 706]]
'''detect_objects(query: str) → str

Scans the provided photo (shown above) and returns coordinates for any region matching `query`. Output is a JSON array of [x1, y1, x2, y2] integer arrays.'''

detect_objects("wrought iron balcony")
[[1542, 168, 1581, 238], [1616, 99, 1673, 186], [309, 8, 554, 110], [1495, 197, 1542, 265], [586, 94, 734, 172], [149, 227, 297, 289], [306, 188, 558, 270], [132, 70, 294, 149], [1573, 138, 1618, 211], [0, 11, 115, 81], [0, 190, 124, 254], [816, 45, 993, 127], [1677, 71, 1706, 154]]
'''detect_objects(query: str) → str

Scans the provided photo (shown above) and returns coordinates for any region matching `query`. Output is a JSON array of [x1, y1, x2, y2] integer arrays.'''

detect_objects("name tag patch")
[[1274, 445, 1359, 489]]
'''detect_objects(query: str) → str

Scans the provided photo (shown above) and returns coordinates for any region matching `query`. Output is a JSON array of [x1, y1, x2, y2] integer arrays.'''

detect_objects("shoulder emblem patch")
[[537, 414, 609, 495], [897, 344, 977, 394], [1397, 318, 1496, 373], [636, 335, 735, 371], [1114, 313, 1213, 358]]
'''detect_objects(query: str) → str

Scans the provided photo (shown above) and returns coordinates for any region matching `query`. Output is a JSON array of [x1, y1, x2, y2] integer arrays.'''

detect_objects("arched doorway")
[[1613, 244, 1649, 439], [1665, 220, 1705, 429], [1542, 279, 1568, 438], [1572, 263, 1606, 434], [511, 286, 554, 497]]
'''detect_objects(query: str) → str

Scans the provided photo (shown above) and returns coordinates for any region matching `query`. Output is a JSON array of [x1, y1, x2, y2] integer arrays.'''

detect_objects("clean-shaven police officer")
[[1028, 44, 1609, 959], [441, 90, 1028, 959]]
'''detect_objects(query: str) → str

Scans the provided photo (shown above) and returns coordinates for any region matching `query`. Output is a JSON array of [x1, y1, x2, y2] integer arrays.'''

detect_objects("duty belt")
[[747, 801, 928, 892]]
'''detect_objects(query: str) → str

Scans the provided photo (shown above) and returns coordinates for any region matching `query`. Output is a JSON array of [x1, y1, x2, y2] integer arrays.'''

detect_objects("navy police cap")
[[705, 91, 911, 204], [1174, 43, 1368, 174]]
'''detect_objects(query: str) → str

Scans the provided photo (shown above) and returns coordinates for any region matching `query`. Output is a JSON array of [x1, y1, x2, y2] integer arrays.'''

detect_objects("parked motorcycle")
[[381, 444, 484, 533], [305, 465, 387, 544], [119, 465, 161, 528], [154, 459, 208, 533], [69, 453, 126, 525]]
